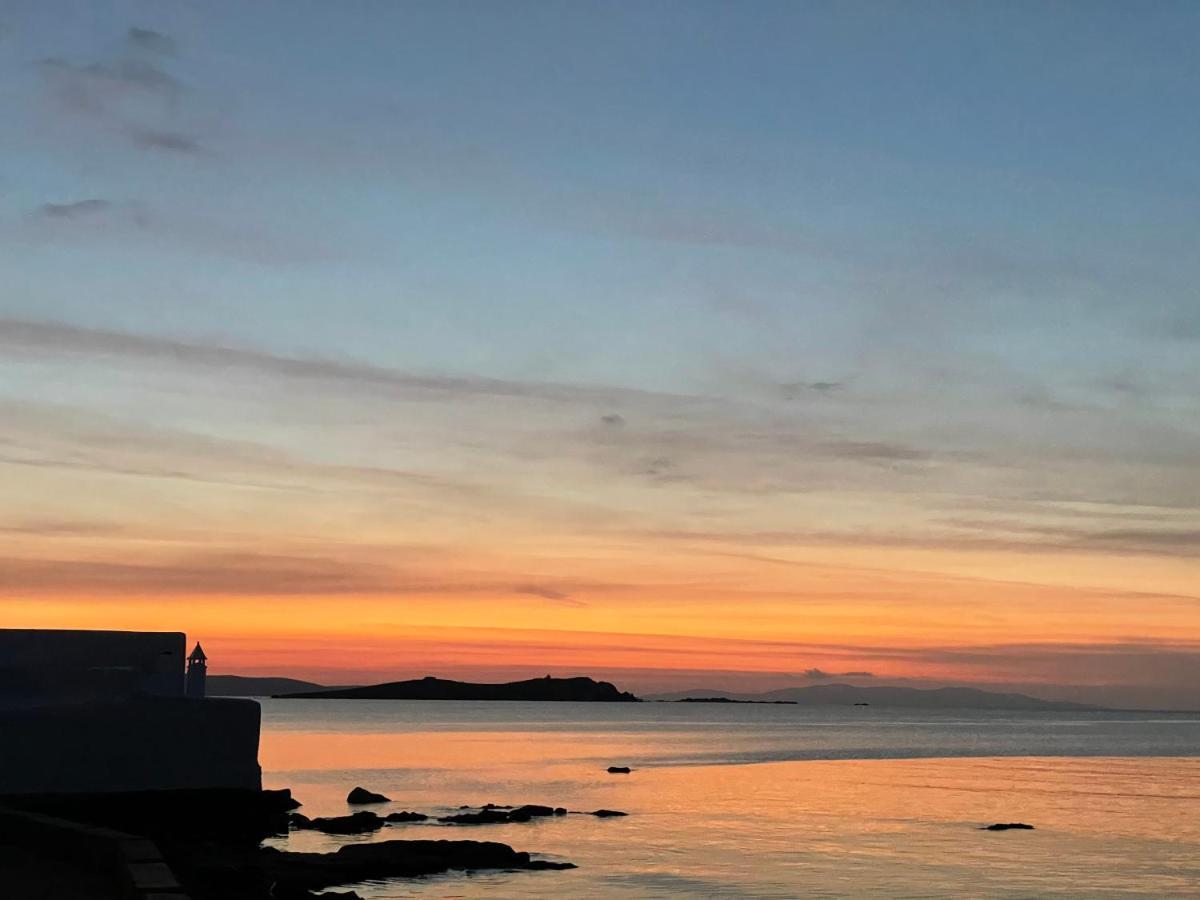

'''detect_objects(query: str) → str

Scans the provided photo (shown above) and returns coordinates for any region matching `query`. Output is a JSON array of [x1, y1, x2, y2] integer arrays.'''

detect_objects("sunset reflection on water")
[[259, 702, 1200, 898]]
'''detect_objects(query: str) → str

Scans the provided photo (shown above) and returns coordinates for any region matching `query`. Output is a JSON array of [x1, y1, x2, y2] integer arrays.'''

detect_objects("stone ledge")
[[0, 804, 190, 900]]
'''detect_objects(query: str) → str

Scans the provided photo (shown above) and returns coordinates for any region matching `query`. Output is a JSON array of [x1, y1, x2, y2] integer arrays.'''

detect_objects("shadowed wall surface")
[[0, 629, 185, 709], [0, 698, 261, 794]]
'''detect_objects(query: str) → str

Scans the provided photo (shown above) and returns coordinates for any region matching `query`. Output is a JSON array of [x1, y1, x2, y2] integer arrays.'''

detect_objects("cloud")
[[0, 548, 611, 601], [18, 200, 327, 265], [33, 33, 204, 154], [513, 584, 587, 607], [0, 518, 120, 537], [0, 318, 685, 408], [127, 27, 177, 56], [600, 413, 626, 427], [781, 381, 843, 399], [0, 552, 398, 596], [822, 440, 928, 462], [36, 199, 112, 219], [1080, 528, 1200, 552], [36, 56, 182, 106], [796, 668, 874, 680], [129, 128, 204, 154], [654, 521, 1200, 561]]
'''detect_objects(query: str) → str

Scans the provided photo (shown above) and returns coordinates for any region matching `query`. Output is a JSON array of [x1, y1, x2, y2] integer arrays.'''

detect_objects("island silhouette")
[[273, 675, 641, 702]]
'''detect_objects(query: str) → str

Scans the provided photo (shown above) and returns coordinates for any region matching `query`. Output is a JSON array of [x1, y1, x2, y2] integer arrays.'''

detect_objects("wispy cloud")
[[17, 200, 328, 265], [0, 552, 396, 596], [130, 128, 203, 155], [0, 318, 692, 407], [513, 584, 587, 607], [35, 199, 112, 218], [33, 28, 205, 155], [127, 27, 177, 57]]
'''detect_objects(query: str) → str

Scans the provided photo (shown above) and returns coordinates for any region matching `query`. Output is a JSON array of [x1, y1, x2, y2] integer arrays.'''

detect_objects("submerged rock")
[[347, 786, 390, 804], [439, 809, 512, 825], [591, 809, 628, 817], [296, 812, 385, 834], [983, 822, 1035, 831], [508, 804, 557, 821], [440, 804, 573, 825], [606, 766, 632, 774], [384, 811, 429, 823]]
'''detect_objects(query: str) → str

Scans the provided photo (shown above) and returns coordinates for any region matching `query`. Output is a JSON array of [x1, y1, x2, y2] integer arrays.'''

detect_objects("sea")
[[257, 700, 1200, 898]]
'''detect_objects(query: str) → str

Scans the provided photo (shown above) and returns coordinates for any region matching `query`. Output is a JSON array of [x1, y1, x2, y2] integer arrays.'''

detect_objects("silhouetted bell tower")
[[186, 642, 207, 699]]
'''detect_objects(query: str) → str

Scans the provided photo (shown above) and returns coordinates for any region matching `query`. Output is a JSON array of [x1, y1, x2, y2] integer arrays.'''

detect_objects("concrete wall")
[[0, 629, 185, 708], [0, 698, 262, 794]]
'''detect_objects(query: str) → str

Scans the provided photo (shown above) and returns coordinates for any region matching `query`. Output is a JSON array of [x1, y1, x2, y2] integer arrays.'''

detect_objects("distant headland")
[[651, 683, 1101, 711], [273, 675, 641, 702]]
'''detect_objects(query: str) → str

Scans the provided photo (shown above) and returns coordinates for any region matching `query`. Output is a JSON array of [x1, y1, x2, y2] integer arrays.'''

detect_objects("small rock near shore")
[[983, 822, 1035, 831], [439, 809, 512, 825], [607, 766, 632, 774], [591, 809, 628, 817], [347, 786, 391, 804], [294, 811, 386, 834], [384, 810, 429, 823]]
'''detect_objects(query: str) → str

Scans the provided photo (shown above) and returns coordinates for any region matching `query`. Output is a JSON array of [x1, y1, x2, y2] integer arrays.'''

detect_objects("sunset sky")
[[2, 1, 1199, 707]]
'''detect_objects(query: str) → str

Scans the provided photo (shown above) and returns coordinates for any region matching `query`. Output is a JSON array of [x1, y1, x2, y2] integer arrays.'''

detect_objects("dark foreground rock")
[[347, 786, 390, 804], [261, 839, 575, 894], [607, 766, 632, 774], [1, 787, 301, 846], [983, 822, 1035, 831], [591, 809, 629, 817], [166, 837, 574, 900], [292, 811, 385, 834], [1, 788, 576, 900]]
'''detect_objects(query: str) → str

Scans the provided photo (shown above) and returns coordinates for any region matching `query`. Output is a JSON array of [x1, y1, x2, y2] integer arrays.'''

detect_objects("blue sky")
[[5, 0, 1198, 389], [2, 1, 1199, 704]]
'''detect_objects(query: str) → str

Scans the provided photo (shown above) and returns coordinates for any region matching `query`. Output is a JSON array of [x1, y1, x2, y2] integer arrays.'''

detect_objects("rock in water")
[[347, 786, 390, 804], [439, 804, 571, 825], [607, 766, 632, 774], [384, 811, 429, 823], [591, 809, 628, 817], [262, 839, 576, 894], [983, 822, 1035, 831], [304, 812, 385, 834], [439, 809, 513, 825], [508, 805, 557, 821]]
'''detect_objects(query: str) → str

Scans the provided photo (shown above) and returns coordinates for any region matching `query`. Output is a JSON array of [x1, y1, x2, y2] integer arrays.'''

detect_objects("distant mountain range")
[[650, 683, 1100, 710], [273, 675, 640, 702]]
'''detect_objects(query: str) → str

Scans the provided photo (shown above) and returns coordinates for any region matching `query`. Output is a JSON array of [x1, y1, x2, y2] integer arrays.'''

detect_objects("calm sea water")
[[257, 700, 1200, 898]]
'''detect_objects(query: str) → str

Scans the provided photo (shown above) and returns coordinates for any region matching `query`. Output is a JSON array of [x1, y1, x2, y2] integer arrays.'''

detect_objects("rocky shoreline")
[[1, 785, 594, 900]]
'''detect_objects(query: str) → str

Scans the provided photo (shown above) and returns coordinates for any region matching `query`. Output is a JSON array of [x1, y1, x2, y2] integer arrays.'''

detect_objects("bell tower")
[[186, 642, 207, 698]]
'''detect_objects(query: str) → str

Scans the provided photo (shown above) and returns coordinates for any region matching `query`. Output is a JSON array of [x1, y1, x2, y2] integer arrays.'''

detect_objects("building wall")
[[0, 629, 185, 708], [0, 697, 262, 794]]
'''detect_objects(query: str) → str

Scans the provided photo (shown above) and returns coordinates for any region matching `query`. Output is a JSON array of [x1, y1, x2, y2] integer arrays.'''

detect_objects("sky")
[[1, 1, 1198, 708]]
